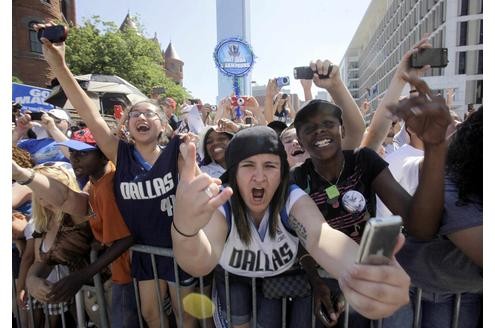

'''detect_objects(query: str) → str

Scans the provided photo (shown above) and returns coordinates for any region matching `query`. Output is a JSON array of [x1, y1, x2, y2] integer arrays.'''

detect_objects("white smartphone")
[[356, 216, 403, 265]]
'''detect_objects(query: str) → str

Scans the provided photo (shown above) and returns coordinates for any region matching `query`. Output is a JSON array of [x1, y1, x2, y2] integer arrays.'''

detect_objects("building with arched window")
[[12, 0, 76, 87]]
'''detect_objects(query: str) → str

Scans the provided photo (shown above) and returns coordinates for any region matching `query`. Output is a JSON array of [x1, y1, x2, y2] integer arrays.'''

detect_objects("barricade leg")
[[150, 254, 167, 328], [75, 290, 86, 328], [452, 294, 462, 328], [13, 277, 22, 328], [251, 277, 257, 328], [281, 297, 287, 328], [172, 258, 184, 327], [133, 278, 145, 328], [413, 287, 423, 328]]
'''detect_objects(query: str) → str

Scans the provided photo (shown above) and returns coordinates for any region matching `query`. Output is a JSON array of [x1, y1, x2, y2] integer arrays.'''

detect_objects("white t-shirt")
[[376, 144, 424, 217], [200, 162, 225, 179], [217, 185, 305, 278]]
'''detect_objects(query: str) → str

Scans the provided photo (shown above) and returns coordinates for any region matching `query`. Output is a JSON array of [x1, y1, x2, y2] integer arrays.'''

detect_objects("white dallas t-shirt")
[[217, 185, 305, 278]]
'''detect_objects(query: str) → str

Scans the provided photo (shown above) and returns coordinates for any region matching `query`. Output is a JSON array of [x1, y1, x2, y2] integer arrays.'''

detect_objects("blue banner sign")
[[12, 82, 55, 112], [214, 38, 255, 77]]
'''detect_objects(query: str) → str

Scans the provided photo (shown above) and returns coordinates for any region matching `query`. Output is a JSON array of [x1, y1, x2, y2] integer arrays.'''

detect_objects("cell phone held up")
[[37, 25, 68, 43], [293, 65, 332, 80], [356, 216, 402, 265], [409, 48, 449, 68]]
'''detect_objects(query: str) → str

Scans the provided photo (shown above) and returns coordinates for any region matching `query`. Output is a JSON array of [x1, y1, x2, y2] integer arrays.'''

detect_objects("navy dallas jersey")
[[114, 136, 192, 282]]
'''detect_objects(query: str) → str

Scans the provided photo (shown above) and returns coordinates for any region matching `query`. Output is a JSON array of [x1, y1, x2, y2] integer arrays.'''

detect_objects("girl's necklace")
[[315, 158, 345, 208]]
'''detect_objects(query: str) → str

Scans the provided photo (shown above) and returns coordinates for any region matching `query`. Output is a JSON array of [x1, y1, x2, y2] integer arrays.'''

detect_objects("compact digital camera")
[[230, 96, 249, 107], [275, 76, 290, 88]]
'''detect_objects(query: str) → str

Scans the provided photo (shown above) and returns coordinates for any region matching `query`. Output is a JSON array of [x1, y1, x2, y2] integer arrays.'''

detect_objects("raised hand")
[[14, 112, 33, 136], [40, 112, 58, 131], [396, 34, 432, 82], [265, 79, 279, 98], [300, 78, 313, 91], [217, 118, 241, 133], [33, 22, 67, 69], [387, 74, 452, 145], [173, 142, 233, 236], [310, 59, 340, 90]]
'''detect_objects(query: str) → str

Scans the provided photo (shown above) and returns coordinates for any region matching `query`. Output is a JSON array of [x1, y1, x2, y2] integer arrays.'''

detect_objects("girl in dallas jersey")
[[172, 126, 410, 328]]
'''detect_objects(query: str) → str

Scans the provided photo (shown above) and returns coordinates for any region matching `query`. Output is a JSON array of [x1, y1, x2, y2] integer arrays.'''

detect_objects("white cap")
[[48, 109, 71, 122]]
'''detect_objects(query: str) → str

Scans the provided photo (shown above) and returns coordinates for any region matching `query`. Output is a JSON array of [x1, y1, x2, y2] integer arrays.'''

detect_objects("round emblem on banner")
[[341, 190, 366, 213], [214, 38, 255, 77]]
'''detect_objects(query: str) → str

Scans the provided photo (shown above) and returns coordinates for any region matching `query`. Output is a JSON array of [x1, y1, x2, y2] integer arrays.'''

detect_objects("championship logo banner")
[[214, 38, 255, 118]]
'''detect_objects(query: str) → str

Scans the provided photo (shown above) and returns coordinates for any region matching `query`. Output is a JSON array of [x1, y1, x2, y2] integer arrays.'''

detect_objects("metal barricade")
[[96, 247, 473, 328], [12, 245, 472, 328]]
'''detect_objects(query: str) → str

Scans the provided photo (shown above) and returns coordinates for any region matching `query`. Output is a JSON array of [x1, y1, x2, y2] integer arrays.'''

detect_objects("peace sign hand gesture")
[[173, 142, 233, 236]]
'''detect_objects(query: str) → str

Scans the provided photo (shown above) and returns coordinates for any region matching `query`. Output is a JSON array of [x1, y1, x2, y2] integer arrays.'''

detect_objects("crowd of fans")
[[12, 24, 482, 328]]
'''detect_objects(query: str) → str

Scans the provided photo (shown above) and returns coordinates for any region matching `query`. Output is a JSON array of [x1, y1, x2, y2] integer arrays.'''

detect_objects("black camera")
[[293, 66, 332, 79]]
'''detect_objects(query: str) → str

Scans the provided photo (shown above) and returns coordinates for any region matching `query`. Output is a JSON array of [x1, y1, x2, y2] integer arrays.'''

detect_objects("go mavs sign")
[[214, 38, 254, 77]]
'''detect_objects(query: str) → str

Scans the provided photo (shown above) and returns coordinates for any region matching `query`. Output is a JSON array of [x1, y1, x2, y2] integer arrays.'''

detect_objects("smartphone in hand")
[[356, 216, 402, 265], [37, 25, 68, 43], [409, 48, 449, 68]]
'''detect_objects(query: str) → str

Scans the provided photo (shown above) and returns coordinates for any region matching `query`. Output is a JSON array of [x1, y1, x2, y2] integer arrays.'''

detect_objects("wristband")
[[298, 253, 313, 265], [17, 169, 35, 185], [172, 220, 198, 237]]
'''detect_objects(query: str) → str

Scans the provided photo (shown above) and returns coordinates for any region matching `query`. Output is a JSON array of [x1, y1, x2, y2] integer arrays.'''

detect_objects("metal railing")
[[13, 244, 471, 328]]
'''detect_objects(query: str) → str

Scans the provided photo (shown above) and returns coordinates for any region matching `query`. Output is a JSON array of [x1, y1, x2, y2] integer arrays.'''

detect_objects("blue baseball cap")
[[56, 139, 96, 152]]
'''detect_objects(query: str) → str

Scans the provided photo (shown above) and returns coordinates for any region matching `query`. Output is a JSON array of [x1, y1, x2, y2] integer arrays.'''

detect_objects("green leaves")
[[65, 16, 190, 103]]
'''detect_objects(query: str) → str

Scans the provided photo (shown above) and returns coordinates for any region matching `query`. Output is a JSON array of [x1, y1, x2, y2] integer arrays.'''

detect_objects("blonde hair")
[[31, 164, 80, 233]]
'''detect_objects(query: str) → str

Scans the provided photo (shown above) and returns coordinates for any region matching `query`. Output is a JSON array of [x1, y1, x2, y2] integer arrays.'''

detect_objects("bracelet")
[[298, 253, 313, 265], [172, 220, 198, 237], [17, 169, 35, 185]]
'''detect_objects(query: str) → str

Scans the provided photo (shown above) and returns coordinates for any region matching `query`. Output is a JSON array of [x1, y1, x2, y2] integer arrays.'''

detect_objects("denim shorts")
[[111, 283, 140, 328]]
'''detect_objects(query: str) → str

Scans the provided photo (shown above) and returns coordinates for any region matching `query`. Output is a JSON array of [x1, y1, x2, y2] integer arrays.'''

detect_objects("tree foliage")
[[12, 76, 23, 83], [64, 16, 189, 103]]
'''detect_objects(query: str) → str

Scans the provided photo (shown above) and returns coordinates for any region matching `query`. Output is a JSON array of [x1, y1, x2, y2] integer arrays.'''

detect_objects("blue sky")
[[76, 0, 372, 103]]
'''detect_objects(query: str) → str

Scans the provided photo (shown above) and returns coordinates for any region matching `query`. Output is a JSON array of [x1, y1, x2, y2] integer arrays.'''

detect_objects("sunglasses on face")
[[128, 110, 159, 119]]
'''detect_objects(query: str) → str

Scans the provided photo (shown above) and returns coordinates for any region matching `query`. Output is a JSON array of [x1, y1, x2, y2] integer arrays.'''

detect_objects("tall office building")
[[340, 0, 483, 122], [216, 0, 252, 102]]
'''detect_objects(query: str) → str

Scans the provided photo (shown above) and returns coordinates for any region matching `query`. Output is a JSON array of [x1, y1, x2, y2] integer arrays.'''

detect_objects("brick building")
[[121, 13, 184, 86], [163, 42, 183, 85], [12, 0, 76, 87]]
